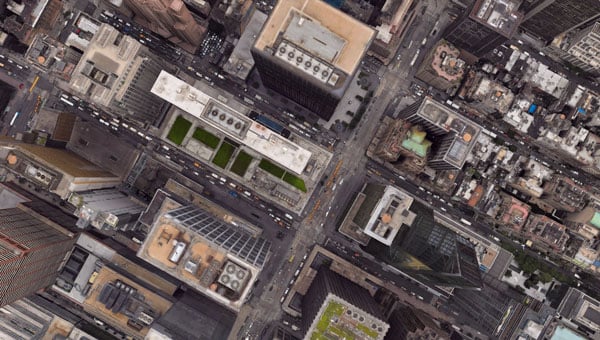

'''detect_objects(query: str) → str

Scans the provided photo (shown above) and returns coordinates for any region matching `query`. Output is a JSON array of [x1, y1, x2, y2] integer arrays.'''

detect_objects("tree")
[[538, 271, 553, 283]]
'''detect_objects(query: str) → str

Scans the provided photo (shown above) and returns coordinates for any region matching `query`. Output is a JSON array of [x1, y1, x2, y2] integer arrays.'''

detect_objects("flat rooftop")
[[306, 294, 389, 340], [137, 201, 269, 311], [12, 143, 119, 179], [223, 10, 268, 80], [69, 24, 142, 106], [254, 0, 375, 74], [151, 71, 312, 175], [82, 266, 173, 338], [471, 0, 522, 38], [416, 98, 481, 169], [363, 185, 415, 246]]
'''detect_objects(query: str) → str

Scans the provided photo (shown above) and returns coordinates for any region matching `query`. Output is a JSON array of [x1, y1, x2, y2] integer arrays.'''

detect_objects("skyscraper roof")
[[254, 0, 375, 75]]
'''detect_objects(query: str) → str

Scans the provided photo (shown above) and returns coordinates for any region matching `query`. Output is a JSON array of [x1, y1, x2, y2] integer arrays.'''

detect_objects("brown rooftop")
[[16, 144, 117, 178], [254, 0, 375, 74]]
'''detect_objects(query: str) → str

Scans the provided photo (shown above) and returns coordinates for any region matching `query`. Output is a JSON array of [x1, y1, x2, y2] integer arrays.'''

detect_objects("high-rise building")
[[137, 189, 271, 311], [520, 0, 600, 42], [124, 0, 207, 53], [302, 266, 389, 340], [0, 143, 121, 199], [561, 22, 600, 75], [0, 205, 76, 307], [443, 0, 522, 57], [397, 98, 481, 171], [210, 0, 255, 37], [385, 306, 450, 340], [69, 24, 175, 125], [252, 0, 375, 120], [67, 189, 145, 231], [364, 195, 482, 289]]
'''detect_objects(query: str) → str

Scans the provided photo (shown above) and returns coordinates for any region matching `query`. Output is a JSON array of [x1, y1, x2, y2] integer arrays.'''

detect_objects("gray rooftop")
[[283, 11, 346, 62], [472, 0, 522, 38]]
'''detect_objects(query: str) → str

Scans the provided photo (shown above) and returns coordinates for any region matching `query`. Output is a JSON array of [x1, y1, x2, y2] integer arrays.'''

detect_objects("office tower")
[[252, 0, 375, 120], [561, 22, 600, 75], [68, 189, 145, 231], [364, 197, 482, 289], [443, 0, 522, 57], [520, 0, 600, 42], [386, 306, 449, 340], [1, 143, 121, 199], [397, 98, 481, 171], [138, 191, 271, 311], [302, 266, 389, 340], [210, 0, 255, 37], [124, 0, 207, 53], [0, 205, 76, 307], [69, 24, 175, 125]]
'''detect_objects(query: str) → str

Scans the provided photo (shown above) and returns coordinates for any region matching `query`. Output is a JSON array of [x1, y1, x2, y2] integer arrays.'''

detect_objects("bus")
[[410, 50, 420, 67], [459, 218, 472, 226], [9, 111, 19, 126], [60, 97, 74, 106]]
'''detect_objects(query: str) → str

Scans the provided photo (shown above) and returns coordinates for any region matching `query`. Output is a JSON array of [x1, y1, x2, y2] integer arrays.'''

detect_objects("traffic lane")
[[161, 146, 296, 224], [171, 151, 292, 226]]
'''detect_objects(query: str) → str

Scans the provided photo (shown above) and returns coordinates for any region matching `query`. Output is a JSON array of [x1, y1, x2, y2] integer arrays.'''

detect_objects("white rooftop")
[[363, 185, 415, 246], [151, 71, 312, 174]]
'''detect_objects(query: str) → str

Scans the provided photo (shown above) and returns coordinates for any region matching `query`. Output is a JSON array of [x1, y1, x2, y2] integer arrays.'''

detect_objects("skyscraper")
[[0, 205, 76, 307], [69, 24, 175, 125], [386, 306, 450, 340], [252, 0, 375, 120], [561, 22, 600, 75], [1, 142, 121, 199], [364, 198, 482, 289], [124, 0, 207, 53], [443, 0, 522, 57], [302, 266, 389, 340], [520, 0, 600, 42], [397, 98, 481, 171]]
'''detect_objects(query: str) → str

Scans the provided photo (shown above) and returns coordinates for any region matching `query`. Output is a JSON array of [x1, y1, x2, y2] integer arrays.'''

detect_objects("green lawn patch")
[[356, 323, 379, 338], [259, 159, 307, 192], [212, 142, 235, 168], [230, 151, 253, 176], [316, 301, 344, 331], [192, 127, 220, 149], [167, 116, 192, 145], [283, 172, 307, 192], [259, 159, 285, 178]]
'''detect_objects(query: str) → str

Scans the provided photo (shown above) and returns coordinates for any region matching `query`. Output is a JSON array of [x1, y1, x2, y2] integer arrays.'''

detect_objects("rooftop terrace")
[[151, 71, 312, 175]]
